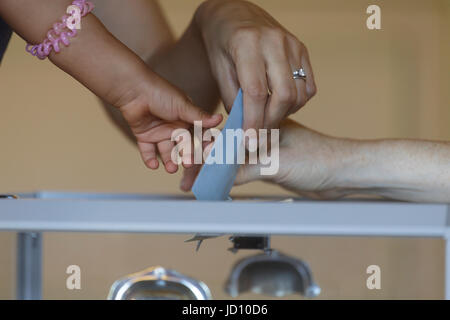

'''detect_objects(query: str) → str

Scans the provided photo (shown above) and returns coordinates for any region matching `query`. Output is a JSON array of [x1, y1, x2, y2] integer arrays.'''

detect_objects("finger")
[[263, 36, 298, 128], [137, 142, 159, 170], [212, 56, 240, 113], [157, 140, 178, 174], [181, 146, 194, 169], [145, 77, 224, 128], [172, 127, 194, 169], [285, 38, 308, 116], [180, 139, 217, 192], [301, 45, 317, 99], [180, 165, 202, 192], [134, 121, 190, 144], [175, 100, 223, 128], [137, 122, 194, 169], [233, 44, 269, 132]]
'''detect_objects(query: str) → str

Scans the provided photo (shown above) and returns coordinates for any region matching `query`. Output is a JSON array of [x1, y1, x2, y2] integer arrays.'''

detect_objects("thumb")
[[174, 96, 223, 128], [145, 75, 223, 128]]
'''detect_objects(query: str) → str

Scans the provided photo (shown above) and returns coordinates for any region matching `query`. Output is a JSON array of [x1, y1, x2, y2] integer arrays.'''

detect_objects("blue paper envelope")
[[192, 89, 244, 201]]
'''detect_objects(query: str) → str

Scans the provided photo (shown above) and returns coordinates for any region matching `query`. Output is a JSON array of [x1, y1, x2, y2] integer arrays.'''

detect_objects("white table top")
[[0, 191, 448, 237]]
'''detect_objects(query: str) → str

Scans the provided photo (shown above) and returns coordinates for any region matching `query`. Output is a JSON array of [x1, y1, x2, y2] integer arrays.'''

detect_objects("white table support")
[[0, 191, 449, 299]]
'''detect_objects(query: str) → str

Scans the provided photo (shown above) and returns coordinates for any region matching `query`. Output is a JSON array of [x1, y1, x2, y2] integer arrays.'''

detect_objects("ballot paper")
[[192, 89, 244, 201]]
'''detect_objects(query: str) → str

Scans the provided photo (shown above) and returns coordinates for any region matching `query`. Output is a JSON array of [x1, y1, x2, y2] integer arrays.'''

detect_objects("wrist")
[[319, 137, 360, 193], [49, 14, 154, 109], [280, 123, 354, 193], [104, 59, 154, 109]]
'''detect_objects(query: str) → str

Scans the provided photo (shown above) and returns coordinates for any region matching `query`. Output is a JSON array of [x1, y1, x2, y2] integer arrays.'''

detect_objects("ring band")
[[293, 68, 306, 80]]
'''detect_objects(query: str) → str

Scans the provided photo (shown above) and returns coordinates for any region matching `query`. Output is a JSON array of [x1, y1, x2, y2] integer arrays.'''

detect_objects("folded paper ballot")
[[192, 89, 244, 201], [189, 90, 243, 250]]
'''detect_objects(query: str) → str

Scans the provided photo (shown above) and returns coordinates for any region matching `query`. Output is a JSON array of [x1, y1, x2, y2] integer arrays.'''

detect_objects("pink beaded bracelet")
[[26, 0, 94, 60]]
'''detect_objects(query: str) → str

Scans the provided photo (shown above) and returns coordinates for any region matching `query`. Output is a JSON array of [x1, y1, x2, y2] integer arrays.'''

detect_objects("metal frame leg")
[[445, 234, 450, 300], [16, 232, 42, 300]]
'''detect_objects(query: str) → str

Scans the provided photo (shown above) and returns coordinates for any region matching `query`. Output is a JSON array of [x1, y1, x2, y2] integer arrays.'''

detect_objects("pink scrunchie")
[[26, 0, 94, 60]]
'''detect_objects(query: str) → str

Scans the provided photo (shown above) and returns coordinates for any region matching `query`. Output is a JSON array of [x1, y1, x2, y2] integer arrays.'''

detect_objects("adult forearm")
[[147, 19, 220, 113], [335, 139, 450, 202]]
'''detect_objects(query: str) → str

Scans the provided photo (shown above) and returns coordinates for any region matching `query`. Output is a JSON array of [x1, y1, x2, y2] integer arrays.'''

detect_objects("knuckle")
[[177, 95, 201, 119], [287, 33, 302, 45], [231, 26, 260, 43], [266, 27, 286, 42], [228, 27, 260, 58], [290, 105, 301, 116], [244, 114, 263, 131], [177, 95, 191, 113], [276, 86, 296, 105], [298, 40, 306, 50], [264, 29, 288, 47], [298, 94, 307, 107], [308, 83, 318, 98], [293, 37, 306, 49], [247, 120, 262, 131], [289, 37, 306, 55], [244, 84, 269, 101]]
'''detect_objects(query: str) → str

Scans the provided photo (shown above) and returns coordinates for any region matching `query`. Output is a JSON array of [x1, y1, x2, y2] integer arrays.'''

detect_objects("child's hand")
[[118, 73, 222, 173], [0, 0, 222, 174]]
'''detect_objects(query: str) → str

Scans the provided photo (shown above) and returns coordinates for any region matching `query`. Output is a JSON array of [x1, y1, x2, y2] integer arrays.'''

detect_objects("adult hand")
[[180, 119, 341, 197], [194, 0, 317, 132], [235, 119, 450, 203], [232, 119, 343, 199]]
